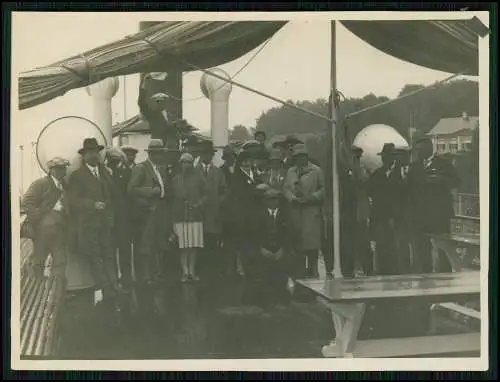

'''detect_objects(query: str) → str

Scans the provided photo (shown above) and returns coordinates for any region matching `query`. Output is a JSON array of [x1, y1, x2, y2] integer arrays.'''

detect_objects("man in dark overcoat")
[[67, 138, 123, 313], [367, 143, 406, 275], [197, 143, 228, 280], [407, 138, 460, 273]]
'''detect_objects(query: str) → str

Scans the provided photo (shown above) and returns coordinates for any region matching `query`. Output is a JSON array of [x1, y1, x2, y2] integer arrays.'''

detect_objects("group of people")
[[20, 127, 460, 317], [339, 137, 460, 277], [20, 131, 327, 315]]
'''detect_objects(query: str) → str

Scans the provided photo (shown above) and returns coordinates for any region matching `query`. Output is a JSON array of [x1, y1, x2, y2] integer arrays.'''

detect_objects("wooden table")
[[296, 271, 480, 358], [429, 233, 480, 271]]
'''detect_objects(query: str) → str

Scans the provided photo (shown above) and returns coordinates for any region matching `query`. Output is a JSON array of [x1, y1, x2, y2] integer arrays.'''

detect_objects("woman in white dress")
[[172, 153, 207, 282]]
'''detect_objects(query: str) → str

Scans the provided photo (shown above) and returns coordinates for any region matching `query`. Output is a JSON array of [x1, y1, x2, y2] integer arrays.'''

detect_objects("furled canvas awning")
[[19, 18, 484, 111], [18, 21, 287, 110], [341, 19, 481, 77]]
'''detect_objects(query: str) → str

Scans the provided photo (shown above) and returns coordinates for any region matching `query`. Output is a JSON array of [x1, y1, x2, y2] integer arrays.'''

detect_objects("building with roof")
[[111, 114, 211, 162], [427, 112, 479, 154]]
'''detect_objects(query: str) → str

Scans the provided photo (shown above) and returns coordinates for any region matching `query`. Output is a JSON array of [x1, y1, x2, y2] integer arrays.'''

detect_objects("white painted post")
[[86, 77, 120, 147], [200, 68, 233, 167]]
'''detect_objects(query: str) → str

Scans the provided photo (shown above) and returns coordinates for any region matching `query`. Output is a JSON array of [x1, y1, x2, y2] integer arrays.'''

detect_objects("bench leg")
[[430, 238, 463, 272], [318, 298, 366, 358]]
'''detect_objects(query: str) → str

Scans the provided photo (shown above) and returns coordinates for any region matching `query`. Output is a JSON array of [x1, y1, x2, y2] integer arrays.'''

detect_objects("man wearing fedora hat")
[[67, 138, 124, 314], [367, 142, 405, 275], [21, 156, 71, 278], [128, 139, 175, 302], [283, 143, 325, 279]]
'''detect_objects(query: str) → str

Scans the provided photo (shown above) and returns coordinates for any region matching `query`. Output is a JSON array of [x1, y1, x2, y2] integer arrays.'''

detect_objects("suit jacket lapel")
[[145, 160, 160, 186], [45, 176, 63, 206]]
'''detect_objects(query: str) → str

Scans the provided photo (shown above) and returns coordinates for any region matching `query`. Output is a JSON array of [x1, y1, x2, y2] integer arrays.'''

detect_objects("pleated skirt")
[[174, 222, 204, 249]]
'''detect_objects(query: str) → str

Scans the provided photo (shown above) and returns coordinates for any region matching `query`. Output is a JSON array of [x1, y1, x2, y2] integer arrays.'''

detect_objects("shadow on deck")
[[57, 277, 334, 360]]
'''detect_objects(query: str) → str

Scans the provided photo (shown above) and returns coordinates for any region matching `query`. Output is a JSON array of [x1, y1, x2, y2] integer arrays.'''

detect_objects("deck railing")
[[451, 193, 480, 235]]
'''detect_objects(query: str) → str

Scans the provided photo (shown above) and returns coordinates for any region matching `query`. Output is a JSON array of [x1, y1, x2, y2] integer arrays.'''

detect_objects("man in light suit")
[[197, 143, 228, 280], [21, 157, 70, 278]]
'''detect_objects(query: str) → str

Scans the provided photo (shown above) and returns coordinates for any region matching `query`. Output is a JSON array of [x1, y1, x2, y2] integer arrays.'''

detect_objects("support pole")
[[330, 20, 343, 279]]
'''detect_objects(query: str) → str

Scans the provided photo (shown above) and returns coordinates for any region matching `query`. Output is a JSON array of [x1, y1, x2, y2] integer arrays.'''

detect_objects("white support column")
[[86, 77, 120, 147], [330, 21, 343, 279], [200, 68, 233, 167]]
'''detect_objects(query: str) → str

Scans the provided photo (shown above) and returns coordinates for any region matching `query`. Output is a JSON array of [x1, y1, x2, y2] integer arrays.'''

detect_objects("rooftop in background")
[[427, 112, 479, 137], [111, 114, 211, 142]]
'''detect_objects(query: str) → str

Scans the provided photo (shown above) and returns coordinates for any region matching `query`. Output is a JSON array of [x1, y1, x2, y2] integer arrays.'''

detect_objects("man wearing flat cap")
[[282, 135, 304, 170], [407, 138, 460, 273], [220, 145, 237, 187], [67, 138, 124, 316], [197, 142, 228, 280], [138, 73, 173, 142], [115, 144, 139, 288], [120, 145, 139, 169], [260, 148, 286, 192], [128, 139, 175, 307], [104, 147, 134, 290], [283, 143, 325, 279], [21, 156, 71, 278]]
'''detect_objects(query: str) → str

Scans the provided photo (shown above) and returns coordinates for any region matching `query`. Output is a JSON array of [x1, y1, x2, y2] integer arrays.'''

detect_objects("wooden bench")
[[428, 232, 480, 272], [352, 332, 480, 358], [427, 232, 481, 333], [20, 237, 66, 358], [296, 271, 481, 358]]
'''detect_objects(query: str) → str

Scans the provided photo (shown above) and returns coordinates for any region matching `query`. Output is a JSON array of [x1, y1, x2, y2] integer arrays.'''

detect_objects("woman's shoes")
[[180, 274, 200, 283]]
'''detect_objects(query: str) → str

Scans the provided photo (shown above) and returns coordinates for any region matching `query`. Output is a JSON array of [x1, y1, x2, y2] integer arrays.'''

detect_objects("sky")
[[12, 12, 478, 146]]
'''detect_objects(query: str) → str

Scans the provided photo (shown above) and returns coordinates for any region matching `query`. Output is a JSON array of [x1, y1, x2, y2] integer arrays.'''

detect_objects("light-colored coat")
[[283, 162, 325, 251]]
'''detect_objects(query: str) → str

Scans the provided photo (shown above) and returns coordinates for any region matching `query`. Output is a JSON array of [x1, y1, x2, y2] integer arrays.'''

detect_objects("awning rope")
[[345, 71, 465, 120]]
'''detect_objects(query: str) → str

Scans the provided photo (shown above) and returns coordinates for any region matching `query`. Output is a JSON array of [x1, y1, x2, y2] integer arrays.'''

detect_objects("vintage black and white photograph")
[[10, 11, 490, 371]]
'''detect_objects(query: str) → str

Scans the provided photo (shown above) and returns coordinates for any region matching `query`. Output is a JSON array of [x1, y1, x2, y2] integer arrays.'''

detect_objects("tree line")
[[229, 79, 479, 193]]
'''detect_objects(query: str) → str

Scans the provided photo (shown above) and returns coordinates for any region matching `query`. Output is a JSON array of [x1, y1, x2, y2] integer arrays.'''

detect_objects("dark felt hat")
[[377, 142, 396, 155], [222, 145, 237, 159], [284, 134, 304, 146], [78, 138, 104, 155]]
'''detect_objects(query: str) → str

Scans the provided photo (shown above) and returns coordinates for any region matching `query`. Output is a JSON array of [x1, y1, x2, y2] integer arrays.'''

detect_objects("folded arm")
[[311, 168, 326, 202], [21, 179, 43, 221], [67, 173, 96, 213], [127, 166, 158, 199]]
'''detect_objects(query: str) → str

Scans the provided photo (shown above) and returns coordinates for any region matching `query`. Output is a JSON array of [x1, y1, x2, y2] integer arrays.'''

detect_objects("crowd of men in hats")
[[21, 126, 459, 320], [338, 138, 460, 278]]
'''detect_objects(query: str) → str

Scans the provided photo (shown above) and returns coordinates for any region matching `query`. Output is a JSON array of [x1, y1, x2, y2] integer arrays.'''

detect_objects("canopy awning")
[[18, 21, 287, 110], [341, 19, 480, 76], [18, 18, 483, 111]]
